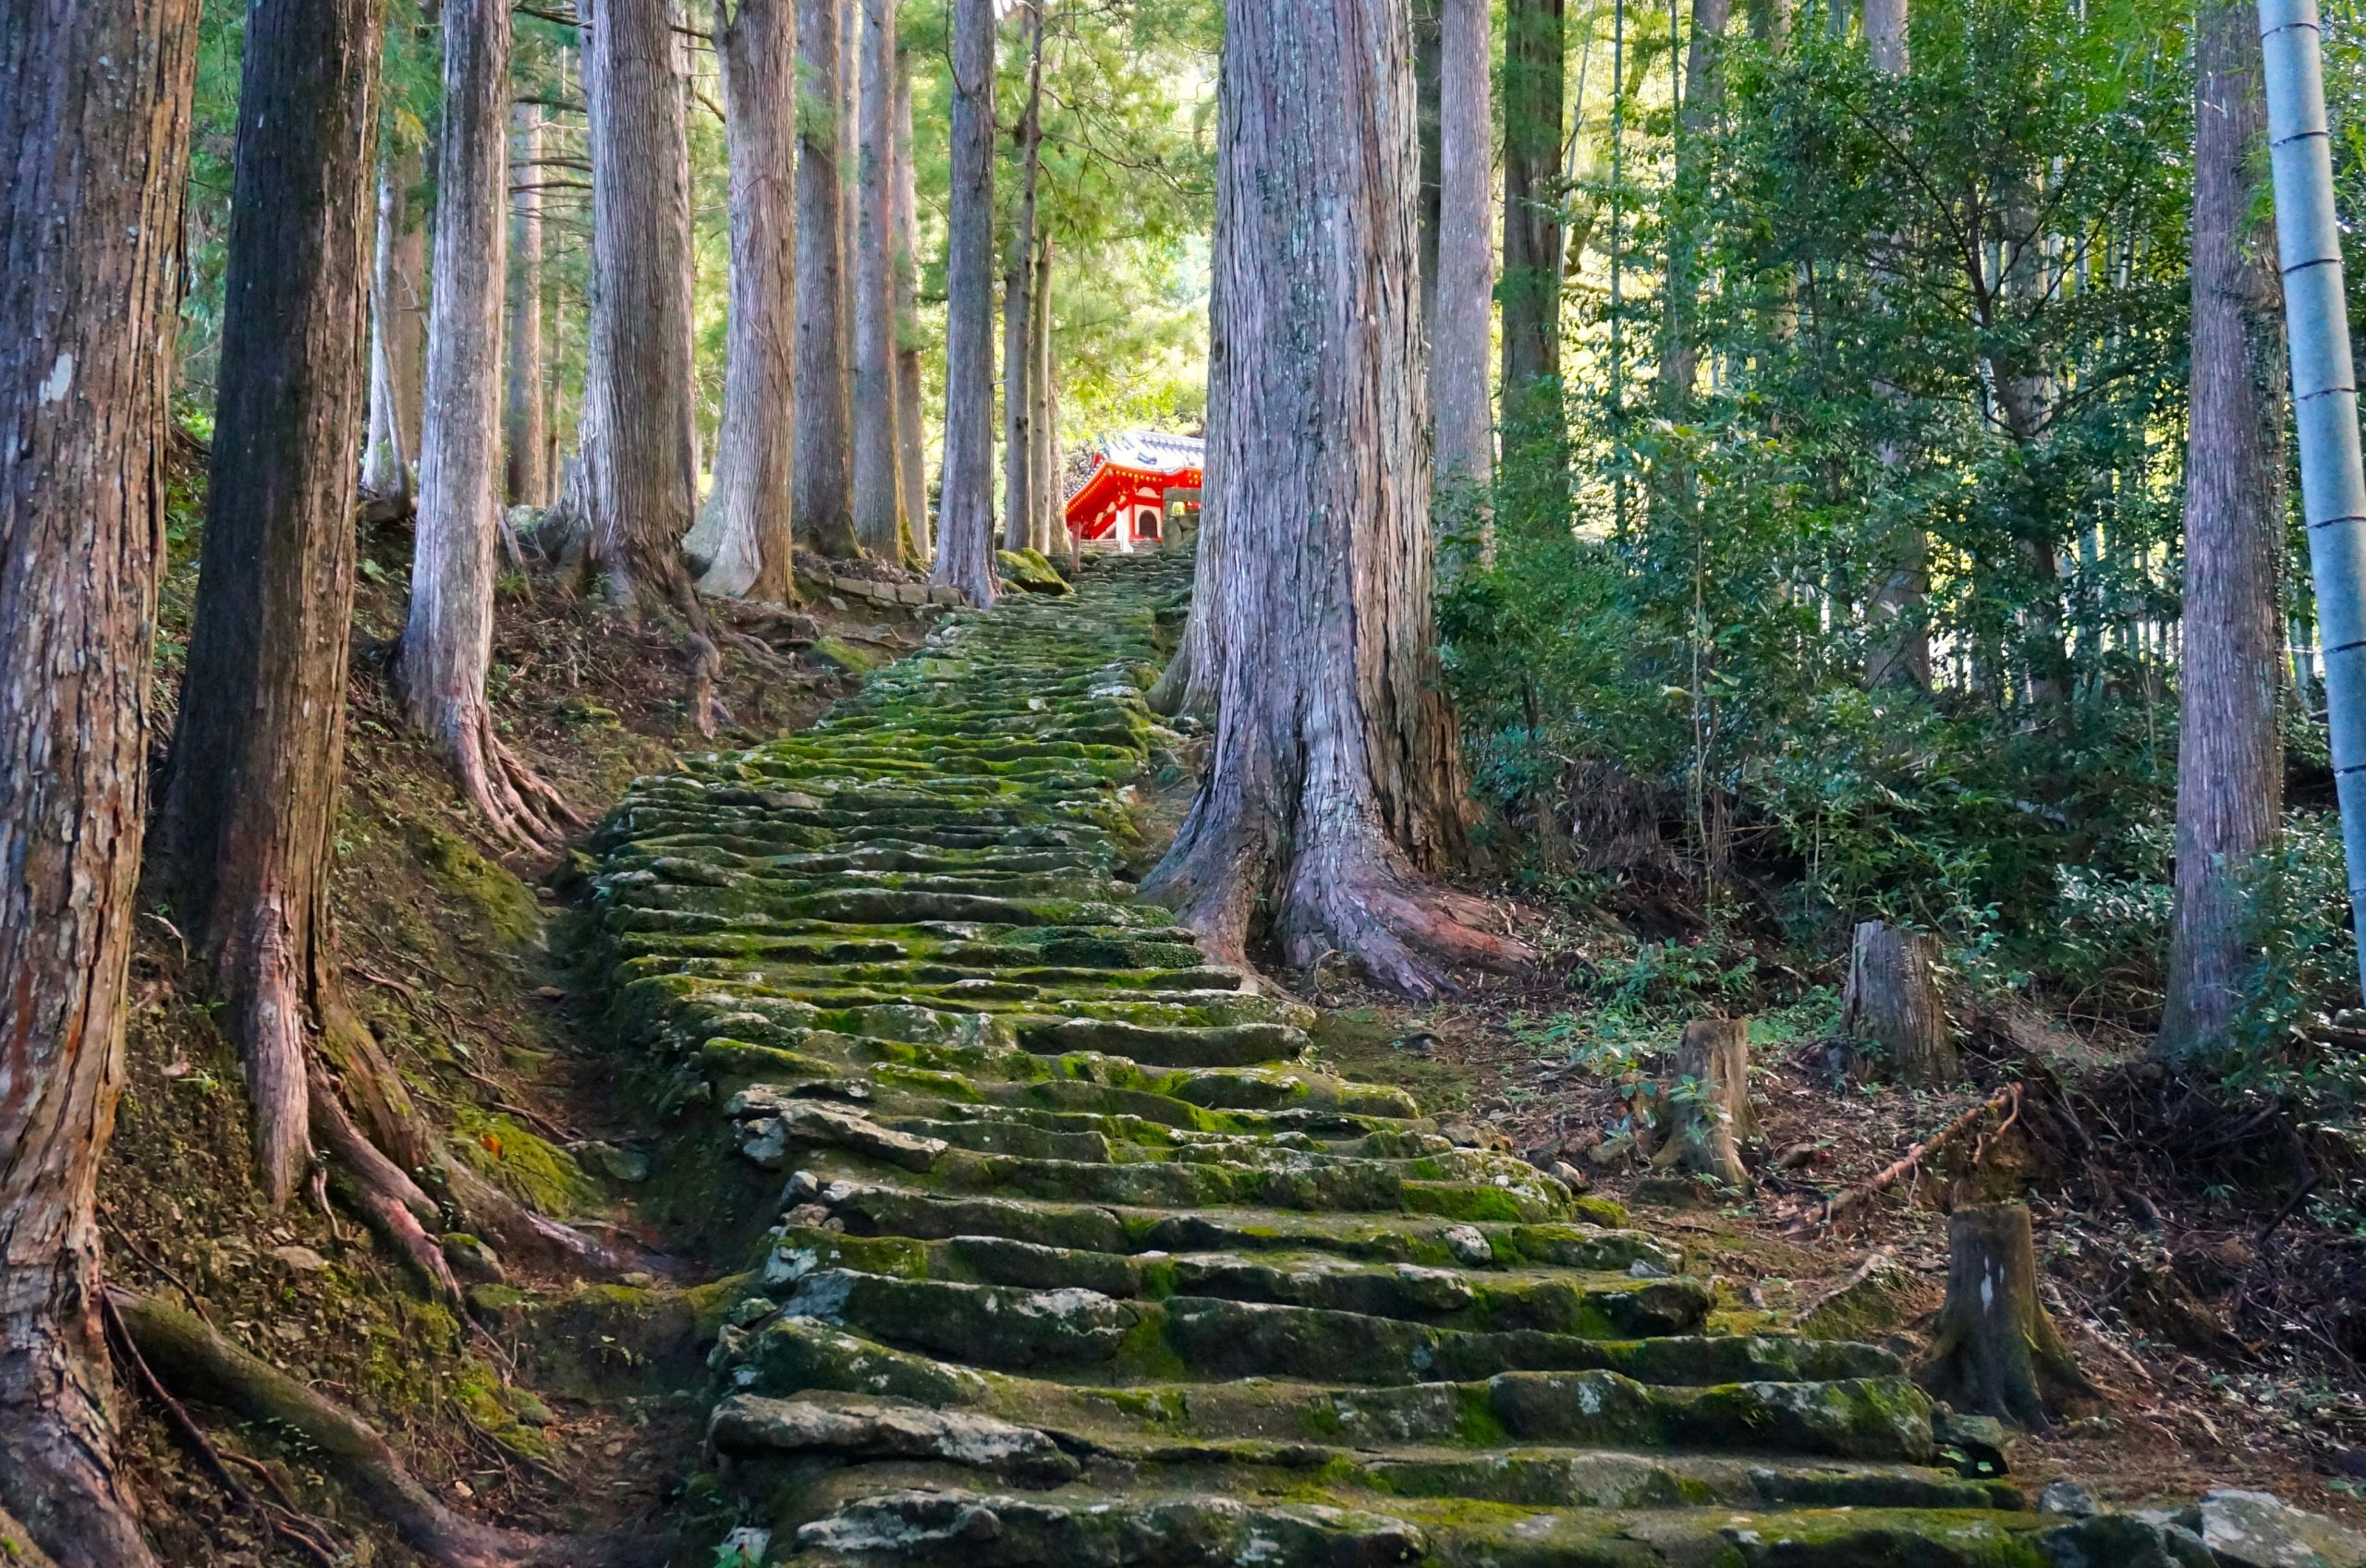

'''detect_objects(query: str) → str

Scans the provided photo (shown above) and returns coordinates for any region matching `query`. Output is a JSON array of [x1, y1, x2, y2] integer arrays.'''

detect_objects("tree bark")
[[407, 0, 576, 848], [1499, 0, 1564, 432], [1148, 257, 1231, 721], [1655, 0, 1732, 413], [795, 0, 860, 558], [0, 3, 199, 1562], [1141, 0, 1532, 999], [691, 0, 801, 602], [161, 0, 381, 1210], [2161, 0, 2287, 1059], [581, 0, 702, 604], [1413, 0, 1442, 331], [1002, 1, 1047, 553], [1917, 1203, 2098, 1431], [1860, 0, 1929, 693], [934, 0, 1001, 605], [1031, 237, 1059, 556], [1841, 920, 1956, 1085], [365, 141, 429, 506], [892, 45, 931, 560], [1653, 1018, 1754, 1187], [505, 105, 551, 508], [851, 0, 908, 560], [1432, 0, 1494, 496]]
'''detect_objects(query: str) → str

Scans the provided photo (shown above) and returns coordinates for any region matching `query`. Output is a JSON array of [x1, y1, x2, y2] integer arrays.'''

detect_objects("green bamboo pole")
[[2258, 0, 2366, 990]]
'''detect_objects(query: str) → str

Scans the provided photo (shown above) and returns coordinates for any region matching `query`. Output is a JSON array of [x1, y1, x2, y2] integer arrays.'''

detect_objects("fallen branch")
[[111, 1292, 665, 1568], [1798, 1083, 2021, 1234]]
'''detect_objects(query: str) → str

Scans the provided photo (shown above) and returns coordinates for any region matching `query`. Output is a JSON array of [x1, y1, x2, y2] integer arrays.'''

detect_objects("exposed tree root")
[[112, 1293, 666, 1568], [311, 1076, 464, 1303], [439, 1161, 655, 1282]]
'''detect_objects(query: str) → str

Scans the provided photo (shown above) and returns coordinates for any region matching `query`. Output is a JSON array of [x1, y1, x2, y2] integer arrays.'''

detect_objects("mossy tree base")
[[1917, 1201, 2099, 1431]]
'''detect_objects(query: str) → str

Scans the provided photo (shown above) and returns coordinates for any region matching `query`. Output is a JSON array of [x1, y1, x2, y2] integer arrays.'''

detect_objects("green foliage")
[[2224, 812, 2366, 1110]]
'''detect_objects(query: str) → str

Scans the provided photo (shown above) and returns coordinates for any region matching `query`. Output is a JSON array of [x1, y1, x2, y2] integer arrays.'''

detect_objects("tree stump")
[[1916, 1203, 2097, 1431], [1653, 1018, 1755, 1188], [1841, 920, 1956, 1085]]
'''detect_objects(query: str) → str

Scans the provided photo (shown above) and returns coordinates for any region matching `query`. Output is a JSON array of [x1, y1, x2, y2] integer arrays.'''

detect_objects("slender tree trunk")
[[583, 0, 703, 603], [1031, 237, 1059, 556], [1433, 0, 1494, 495], [838, 0, 861, 418], [892, 46, 931, 559], [851, 0, 908, 559], [0, 4, 198, 1561], [1414, 0, 1443, 334], [407, 0, 575, 845], [1860, 0, 1928, 691], [162, 0, 380, 1210], [1142, 0, 1533, 999], [2161, 0, 2287, 1058], [364, 142, 428, 504], [1500, 0, 1565, 433], [505, 105, 550, 507], [934, 0, 1000, 605], [691, 0, 800, 602], [1149, 259, 1231, 720], [1655, 0, 1731, 412], [795, 0, 860, 557], [1002, 1, 1047, 553]]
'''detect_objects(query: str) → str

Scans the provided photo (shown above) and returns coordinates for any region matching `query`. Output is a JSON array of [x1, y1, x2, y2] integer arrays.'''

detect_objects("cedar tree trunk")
[[1653, 1018, 1753, 1187], [161, 0, 381, 1209], [796, 0, 860, 557], [1031, 237, 1058, 556], [1918, 1204, 2098, 1430], [1414, 0, 1442, 331], [934, 0, 1000, 605], [693, 0, 801, 602], [583, 0, 702, 604], [1002, 1, 1046, 553], [2161, 0, 2287, 1057], [364, 141, 428, 505], [1499, 0, 1564, 431], [1141, 0, 1531, 998], [1432, 0, 1494, 495], [407, 0, 578, 847], [1655, 0, 1731, 413], [0, 2, 198, 1561], [505, 105, 550, 507], [893, 46, 932, 559], [851, 0, 908, 560], [1860, 0, 1929, 691], [1148, 255, 1232, 721], [1842, 920, 1956, 1085]]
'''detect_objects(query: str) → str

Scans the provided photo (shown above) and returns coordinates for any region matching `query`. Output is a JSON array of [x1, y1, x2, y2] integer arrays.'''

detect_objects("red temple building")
[[1063, 430, 1203, 550]]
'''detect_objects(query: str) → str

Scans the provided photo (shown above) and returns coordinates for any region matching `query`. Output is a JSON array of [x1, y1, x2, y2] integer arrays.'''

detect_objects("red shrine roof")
[[1064, 430, 1203, 542]]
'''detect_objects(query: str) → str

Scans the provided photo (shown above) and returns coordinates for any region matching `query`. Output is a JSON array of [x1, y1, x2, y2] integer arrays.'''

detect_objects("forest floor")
[[106, 466, 2366, 1562], [104, 460, 946, 1566]]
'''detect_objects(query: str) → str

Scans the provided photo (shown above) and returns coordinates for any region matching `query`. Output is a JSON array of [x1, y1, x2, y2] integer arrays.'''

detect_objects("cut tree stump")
[[1841, 920, 1956, 1085], [1653, 1017, 1755, 1188], [1916, 1202, 2098, 1431]]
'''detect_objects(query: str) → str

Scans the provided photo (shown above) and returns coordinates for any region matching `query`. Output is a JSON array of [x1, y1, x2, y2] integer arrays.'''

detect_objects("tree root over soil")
[[111, 1293, 666, 1568]]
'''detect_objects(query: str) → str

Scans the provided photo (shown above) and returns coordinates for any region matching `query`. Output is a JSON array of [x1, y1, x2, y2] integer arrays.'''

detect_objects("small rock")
[[784, 1203, 832, 1227], [534, 985, 567, 1001], [1549, 1161, 1591, 1191], [269, 1244, 328, 1275], [620, 1270, 655, 1289], [2200, 1488, 2366, 1568], [1442, 1224, 1493, 1267], [782, 1170, 823, 1205], [570, 1140, 651, 1184], [2040, 1480, 2100, 1517], [440, 1234, 505, 1285], [1628, 1258, 1671, 1279]]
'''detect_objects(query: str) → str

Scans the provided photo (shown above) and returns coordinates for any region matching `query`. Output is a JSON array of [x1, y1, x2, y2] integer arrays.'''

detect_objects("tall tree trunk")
[[1860, 0, 1928, 691], [0, 3, 198, 1562], [691, 0, 800, 602], [407, 0, 574, 845], [892, 45, 931, 559], [2161, 0, 2287, 1058], [1002, 1, 1047, 553], [795, 0, 860, 557], [364, 142, 428, 504], [851, 0, 908, 560], [1414, 0, 1443, 333], [934, 0, 1000, 605], [1432, 0, 1494, 496], [583, 0, 703, 602], [1142, 0, 1532, 999], [162, 0, 380, 1210], [1655, 0, 1731, 413], [504, 105, 550, 507], [1031, 237, 1059, 556], [1500, 0, 1565, 435], [838, 0, 861, 421], [1148, 258, 1231, 721]]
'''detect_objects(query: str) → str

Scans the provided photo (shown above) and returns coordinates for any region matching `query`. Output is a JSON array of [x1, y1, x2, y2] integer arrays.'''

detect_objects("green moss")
[[411, 821, 543, 945], [812, 636, 886, 674], [450, 1108, 604, 1218]]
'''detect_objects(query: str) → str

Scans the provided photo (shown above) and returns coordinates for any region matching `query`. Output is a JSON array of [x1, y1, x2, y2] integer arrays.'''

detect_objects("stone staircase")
[[578, 555, 2148, 1567]]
